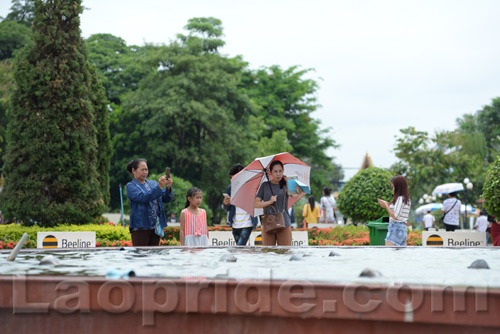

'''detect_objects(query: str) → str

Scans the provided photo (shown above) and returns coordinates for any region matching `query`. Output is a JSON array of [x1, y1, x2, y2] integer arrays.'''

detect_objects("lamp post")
[[463, 178, 473, 229]]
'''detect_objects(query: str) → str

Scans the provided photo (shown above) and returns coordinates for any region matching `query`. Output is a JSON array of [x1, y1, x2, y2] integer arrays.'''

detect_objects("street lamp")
[[423, 194, 431, 203], [463, 178, 473, 229]]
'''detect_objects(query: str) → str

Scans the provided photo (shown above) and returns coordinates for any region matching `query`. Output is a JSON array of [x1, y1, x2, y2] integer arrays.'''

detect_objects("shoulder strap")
[[444, 199, 459, 216]]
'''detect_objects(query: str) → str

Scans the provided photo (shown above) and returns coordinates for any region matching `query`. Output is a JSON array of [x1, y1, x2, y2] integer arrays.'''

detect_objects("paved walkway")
[[102, 213, 129, 225]]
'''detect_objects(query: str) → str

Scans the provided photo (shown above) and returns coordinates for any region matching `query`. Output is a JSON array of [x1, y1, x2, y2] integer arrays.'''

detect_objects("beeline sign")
[[37, 232, 96, 248]]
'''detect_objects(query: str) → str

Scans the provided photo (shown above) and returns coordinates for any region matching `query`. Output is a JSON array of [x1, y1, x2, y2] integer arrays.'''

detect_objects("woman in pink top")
[[180, 187, 209, 246]]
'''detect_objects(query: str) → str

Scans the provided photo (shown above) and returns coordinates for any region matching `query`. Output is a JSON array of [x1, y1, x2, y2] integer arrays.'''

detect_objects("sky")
[[2, 0, 500, 181]]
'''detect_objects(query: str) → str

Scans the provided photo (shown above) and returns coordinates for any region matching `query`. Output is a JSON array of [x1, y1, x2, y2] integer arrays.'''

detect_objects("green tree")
[[390, 127, 486, 204], [5, 0, 36, 27], [110, 18, 256, 223], [336, 167, 393, 223], [0, 0, 110, 226], [0, 20, 31, 60], [457, 97, 500, 162], [0, 60, 14, 171], [482, 155, 500, 218], [85, 33, 155, 105], [477, 97, 500, 162], [241, 65, 343, 198]]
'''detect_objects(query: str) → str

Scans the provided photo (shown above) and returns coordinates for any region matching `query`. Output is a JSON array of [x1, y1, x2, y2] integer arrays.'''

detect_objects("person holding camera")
[[126, 158, 173, 246]]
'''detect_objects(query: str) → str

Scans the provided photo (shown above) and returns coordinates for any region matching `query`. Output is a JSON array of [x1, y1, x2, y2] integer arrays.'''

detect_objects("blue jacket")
[[126, 178, 173, 230], [223, 184, 258, 228]]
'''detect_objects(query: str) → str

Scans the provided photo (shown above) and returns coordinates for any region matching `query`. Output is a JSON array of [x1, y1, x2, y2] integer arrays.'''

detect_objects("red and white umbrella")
[[230, 152, 311, 217]]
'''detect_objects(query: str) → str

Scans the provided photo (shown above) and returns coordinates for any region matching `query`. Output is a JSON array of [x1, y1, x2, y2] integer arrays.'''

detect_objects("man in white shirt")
[[475, 209, 489, 245], [423, 210, 435, 231]]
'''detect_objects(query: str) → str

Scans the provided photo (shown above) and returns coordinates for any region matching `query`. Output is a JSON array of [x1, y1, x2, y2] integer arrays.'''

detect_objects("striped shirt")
[[389, 196, 411, 223], [232, 207, 253, 228], [182, 208, 208, 237]]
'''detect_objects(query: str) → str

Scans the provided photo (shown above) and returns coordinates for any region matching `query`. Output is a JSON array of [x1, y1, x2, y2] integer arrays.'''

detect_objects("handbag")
[[261, 171, 287, 234], [262, 205, 287, 233], [155, 217, 165, 237]]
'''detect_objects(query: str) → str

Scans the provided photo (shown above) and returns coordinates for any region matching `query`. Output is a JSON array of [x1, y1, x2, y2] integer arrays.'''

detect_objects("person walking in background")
[[442, 192, 461, 231], [180, 187, 209, 246], [475, 209, 489, 245], [377, 175, 411, 246], [223, 164, 258, 246], [423, 210, 435, 231], [126, 158, 173, 246], [320, 187, 336, 223], [302, 195, 320, 228]]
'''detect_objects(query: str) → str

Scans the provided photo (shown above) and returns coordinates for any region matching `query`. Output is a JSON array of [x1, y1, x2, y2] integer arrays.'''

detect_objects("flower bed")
[[306, 225, 371, 246], [0, 223, 422, 248]]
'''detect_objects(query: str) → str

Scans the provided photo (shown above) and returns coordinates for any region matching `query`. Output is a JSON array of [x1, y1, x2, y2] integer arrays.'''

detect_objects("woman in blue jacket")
[[126, 158, 173, 246]]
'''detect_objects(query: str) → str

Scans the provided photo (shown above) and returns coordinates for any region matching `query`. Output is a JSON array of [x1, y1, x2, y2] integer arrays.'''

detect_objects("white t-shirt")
[[423, 213, 435, 228], [320, 196, 336, 222], [232, 206, 253, 228], [442, 198, 461, 226], [475, 216, 489, 232]]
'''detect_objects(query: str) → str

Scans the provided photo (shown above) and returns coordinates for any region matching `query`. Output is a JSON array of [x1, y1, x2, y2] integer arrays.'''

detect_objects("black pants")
[[131, 229, 160, 246], [444, 223, 459, 232]]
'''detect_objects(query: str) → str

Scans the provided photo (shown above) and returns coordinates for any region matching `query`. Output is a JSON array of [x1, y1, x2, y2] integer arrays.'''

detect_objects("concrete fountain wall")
[[1, 246, 500, 333]]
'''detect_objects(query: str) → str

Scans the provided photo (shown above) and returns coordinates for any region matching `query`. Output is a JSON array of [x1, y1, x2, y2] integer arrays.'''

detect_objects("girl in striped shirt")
[[180, 187, 209, 246], [377, 175, 411, 246]]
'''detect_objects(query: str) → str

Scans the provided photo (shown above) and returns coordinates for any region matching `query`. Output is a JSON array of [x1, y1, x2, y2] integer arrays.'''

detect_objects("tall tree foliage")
[[110, 17, 256, 222], [457, 97, 500, 162], [0, 60, 14, 171], [86, 33, 155, 106], [390, 127, 486, 204], [5, 0, 36, 27], [241, 65, 343, 197], [0, 0, 110, 226]]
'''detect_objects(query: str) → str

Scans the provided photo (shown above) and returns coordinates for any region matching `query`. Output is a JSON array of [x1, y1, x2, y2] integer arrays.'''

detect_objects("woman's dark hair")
[[391, 175, 410, 205], [480, 208, 487, 216], [185, 187, 202, 208], [127, 158, 147, 174], [308, 195, 316, 211], [448, 192, 458, 198], [323, 187, 332, 197], [269, 160, 286, 189], [229, 163, 244, 176]]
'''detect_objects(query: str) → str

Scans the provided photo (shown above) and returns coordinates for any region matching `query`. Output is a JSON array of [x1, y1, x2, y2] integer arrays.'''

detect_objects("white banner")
[[37, 232, 96, 249], [209, 231, 308, 246], [422, 230, 487, 247]]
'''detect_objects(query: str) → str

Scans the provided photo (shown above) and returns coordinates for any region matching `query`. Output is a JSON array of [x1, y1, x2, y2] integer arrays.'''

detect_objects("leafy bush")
[[0, 223, 131, 247], [482, 155, 500, 217], [0, 223, 422, 248], [337, 167, 394, 223]]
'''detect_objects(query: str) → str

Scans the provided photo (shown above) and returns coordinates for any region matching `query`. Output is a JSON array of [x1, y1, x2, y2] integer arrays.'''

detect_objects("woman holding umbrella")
[[255, 160, 303, 246]]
